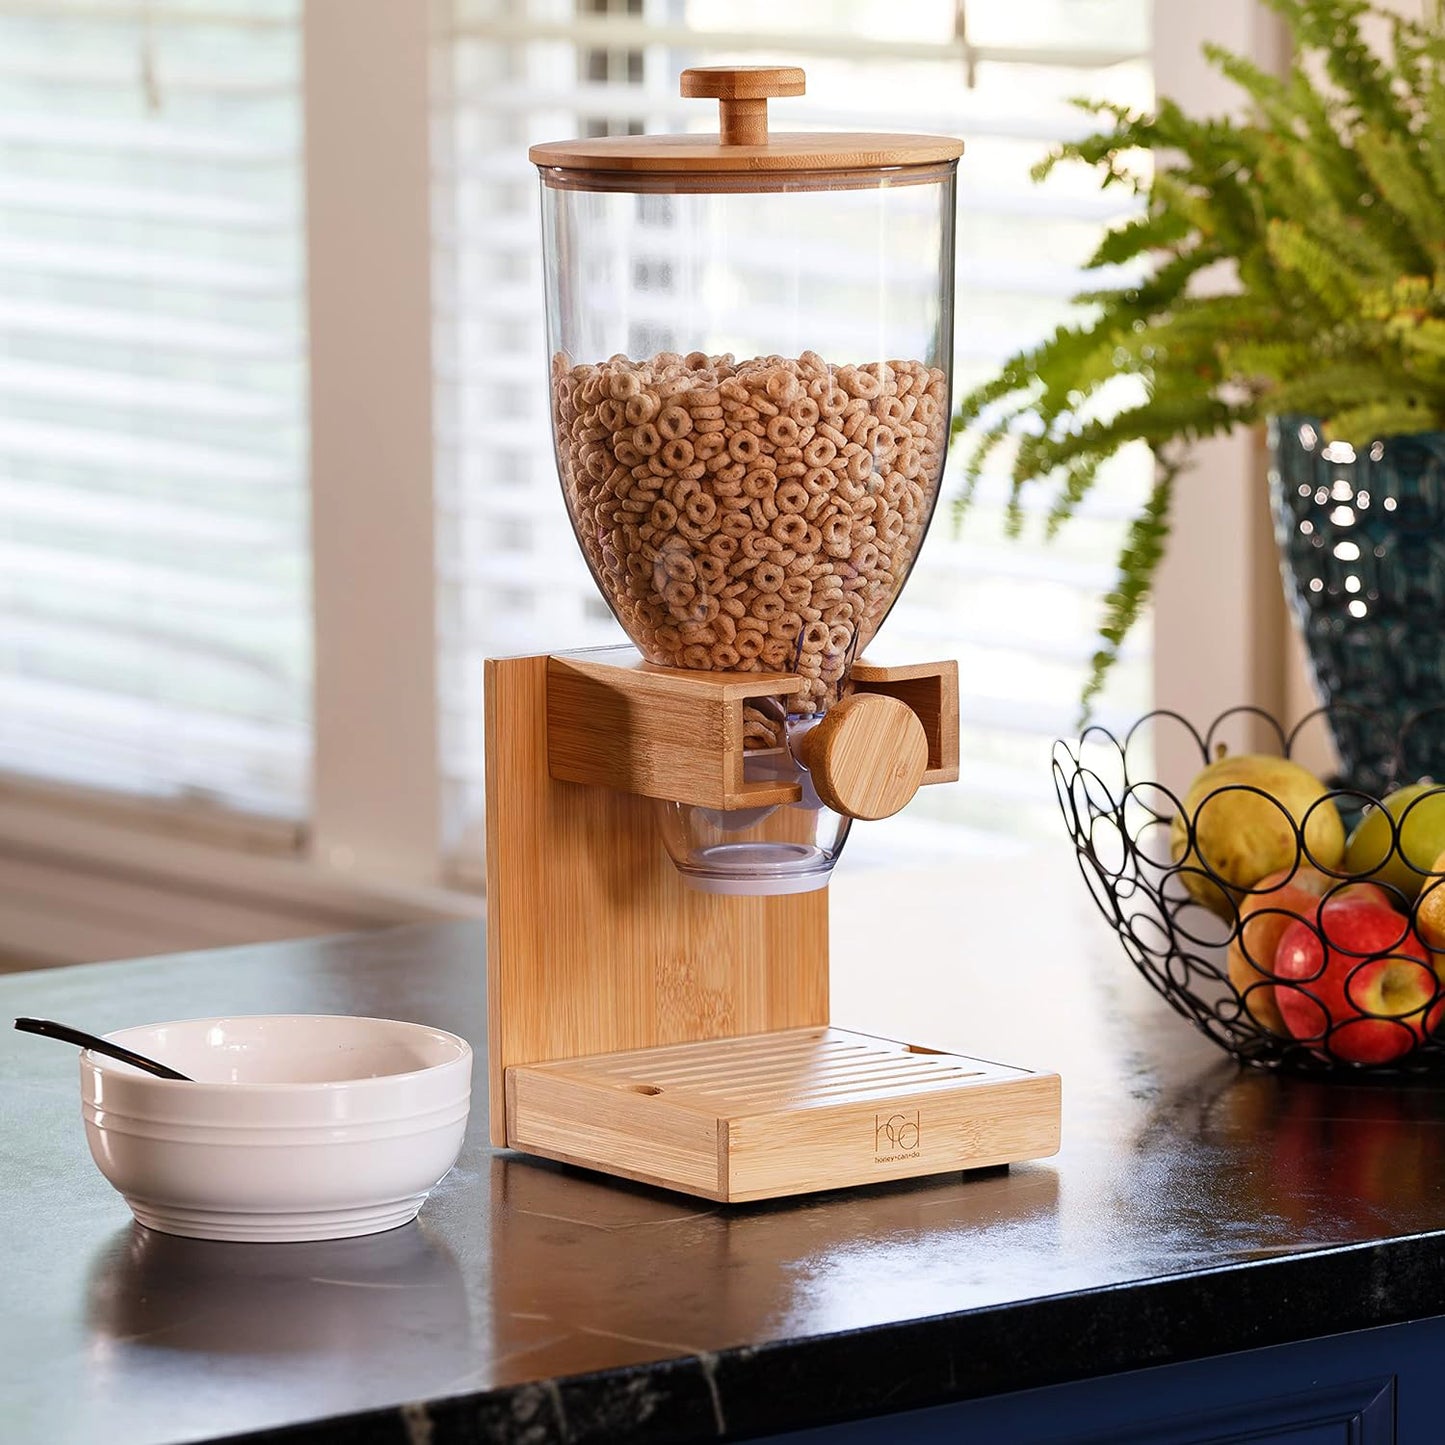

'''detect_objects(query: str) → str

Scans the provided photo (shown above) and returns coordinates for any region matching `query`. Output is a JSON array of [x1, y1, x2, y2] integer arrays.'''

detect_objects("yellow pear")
[[1343, 782, 1445, 903], [1169, 752, 1344, 918]]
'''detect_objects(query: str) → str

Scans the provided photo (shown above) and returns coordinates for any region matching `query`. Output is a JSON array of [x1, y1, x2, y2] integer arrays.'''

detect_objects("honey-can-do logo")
[[874, 1111, 921, 1162]]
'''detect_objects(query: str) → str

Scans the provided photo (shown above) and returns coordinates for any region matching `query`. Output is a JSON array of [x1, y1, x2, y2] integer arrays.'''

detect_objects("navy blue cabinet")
[[765, 1315, 1445, 1443]]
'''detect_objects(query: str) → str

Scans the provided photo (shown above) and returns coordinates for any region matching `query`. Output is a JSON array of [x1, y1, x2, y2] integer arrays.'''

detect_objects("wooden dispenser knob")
[[797, 693, 929, 821], [680, 65, 805, 147]]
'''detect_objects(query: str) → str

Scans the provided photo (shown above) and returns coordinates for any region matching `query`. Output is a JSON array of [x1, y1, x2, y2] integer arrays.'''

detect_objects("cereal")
[[551, 350, 947, 721], [742, 704, 782, 748]]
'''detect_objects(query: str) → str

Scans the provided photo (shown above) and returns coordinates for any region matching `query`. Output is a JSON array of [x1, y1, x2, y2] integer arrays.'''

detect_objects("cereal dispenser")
[[485, 67, 1060, 1201]]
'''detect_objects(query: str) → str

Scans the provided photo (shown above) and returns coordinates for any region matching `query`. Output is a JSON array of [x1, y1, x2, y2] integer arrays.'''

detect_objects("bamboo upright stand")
[[484, 646, 1060, 1203]]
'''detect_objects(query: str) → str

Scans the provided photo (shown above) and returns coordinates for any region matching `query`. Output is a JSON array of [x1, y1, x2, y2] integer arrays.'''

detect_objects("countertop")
[[7, 851, 1445, 1444]]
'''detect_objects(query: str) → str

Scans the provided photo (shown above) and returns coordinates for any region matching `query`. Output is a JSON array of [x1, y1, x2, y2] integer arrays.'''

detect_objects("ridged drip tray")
[[504, 1027, 1061, 1202]]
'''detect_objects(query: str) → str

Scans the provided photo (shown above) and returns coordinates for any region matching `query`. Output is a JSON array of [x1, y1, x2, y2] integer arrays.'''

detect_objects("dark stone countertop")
[[7, 853, 1445, 1445]]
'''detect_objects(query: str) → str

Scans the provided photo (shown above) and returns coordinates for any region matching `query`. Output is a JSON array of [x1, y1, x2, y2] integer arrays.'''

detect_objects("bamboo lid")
[[530, 66, 962, 191]]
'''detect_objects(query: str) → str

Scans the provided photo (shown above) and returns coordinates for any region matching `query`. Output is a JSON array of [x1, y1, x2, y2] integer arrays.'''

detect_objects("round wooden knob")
[[797, 693, 929, 821], [680, 66, 806, 146]]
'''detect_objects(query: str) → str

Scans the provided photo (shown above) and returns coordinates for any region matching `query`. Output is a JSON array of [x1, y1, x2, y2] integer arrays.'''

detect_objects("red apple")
[[1228, 867, 1394, 1035], [1239, 863, 1392, 909], [1274, 897, 1440, 1064]]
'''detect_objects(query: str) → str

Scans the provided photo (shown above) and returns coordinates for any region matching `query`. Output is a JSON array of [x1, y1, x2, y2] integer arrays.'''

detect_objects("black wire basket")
[[1053, 706, 1445, 1077]]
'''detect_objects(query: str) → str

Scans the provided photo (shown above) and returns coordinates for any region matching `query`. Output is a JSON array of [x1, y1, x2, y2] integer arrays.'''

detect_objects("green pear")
[[1343, 781, 1445, 903], [1169, 753, 1344, 918]]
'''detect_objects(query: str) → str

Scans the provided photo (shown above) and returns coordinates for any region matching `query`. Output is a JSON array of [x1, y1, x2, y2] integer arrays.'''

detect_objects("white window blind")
[[0, 0, 310, 827], [434, 0, 1154, 869]]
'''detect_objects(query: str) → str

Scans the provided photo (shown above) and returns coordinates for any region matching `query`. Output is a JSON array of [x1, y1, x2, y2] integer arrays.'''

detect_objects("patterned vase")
[[1269, 416, 1445, 796]]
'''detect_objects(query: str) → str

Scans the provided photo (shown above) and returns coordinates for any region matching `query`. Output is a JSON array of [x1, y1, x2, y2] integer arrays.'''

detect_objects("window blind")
[[434, 0, 1153, 870], [0, 0, 310, 828]]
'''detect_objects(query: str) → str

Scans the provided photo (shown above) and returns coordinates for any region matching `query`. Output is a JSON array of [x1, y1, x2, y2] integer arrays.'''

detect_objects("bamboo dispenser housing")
[[485, 67, 1060, 1202]]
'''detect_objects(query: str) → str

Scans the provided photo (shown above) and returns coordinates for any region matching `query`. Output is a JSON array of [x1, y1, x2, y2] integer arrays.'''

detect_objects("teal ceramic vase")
[[1270, 416, 1445, 796]]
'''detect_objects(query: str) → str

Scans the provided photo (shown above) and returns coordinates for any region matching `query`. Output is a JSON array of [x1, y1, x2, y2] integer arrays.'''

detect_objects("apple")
[[1170, 753, 1344, 918], [1343, 781, 1445, 903], [1227, 865, 1392, 1035], [1274, 897, 1439, 1064]]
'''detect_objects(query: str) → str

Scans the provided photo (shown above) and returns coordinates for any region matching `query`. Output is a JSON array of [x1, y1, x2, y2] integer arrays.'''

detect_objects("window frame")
[[304, 0, 444, 887]]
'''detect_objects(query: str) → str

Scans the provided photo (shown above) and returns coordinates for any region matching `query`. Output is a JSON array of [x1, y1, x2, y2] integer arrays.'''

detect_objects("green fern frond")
[[953, 0, 1445, 719], [1327, 399, 1433, 441], [1223, 341, 1316, 382], [1420, 19, 1445, 197], [1086, 209, 1192, 269], [1281, 63, 1377, 214], [1270, 0, 1412, 138], [1384, 310, 1445, 360], [1354, 127, 1444, 266], [1266, 219, 1362, 319], [1266, 364, 1413, 413], [1295, 202, 1398, 282], [1044, 454, 1104, 538], [1077, 463, 1178, 725]]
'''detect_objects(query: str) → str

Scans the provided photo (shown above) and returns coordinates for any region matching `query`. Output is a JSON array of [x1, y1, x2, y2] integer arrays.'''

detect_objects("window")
[[0, 0, 310, 829]]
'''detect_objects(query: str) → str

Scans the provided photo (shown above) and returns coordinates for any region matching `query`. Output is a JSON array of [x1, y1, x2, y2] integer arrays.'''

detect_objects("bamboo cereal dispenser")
[[485, 67, 1060, 1203]]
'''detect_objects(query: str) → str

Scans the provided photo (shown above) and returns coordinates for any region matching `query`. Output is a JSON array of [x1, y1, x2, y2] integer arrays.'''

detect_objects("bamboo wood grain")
[[508, 1027, 1062, 1202], [543, 649, 958, 807], [484, 651, 829, 1148], [546, 648, 806, 809], [797, 694, 929, 820], [531, 61, 960, 190], [679, 65, 805, 146], [853, 658, 961, 785], [529, 132, 963, 175], [507, 1070, 724, 1198], [679, 65, 807, 101]]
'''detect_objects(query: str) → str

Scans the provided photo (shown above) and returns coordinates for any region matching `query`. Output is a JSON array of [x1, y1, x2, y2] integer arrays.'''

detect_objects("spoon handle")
[[13, 1018, 193, 1081]]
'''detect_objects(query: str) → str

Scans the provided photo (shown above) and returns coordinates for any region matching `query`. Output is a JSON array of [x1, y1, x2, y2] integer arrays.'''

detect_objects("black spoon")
[[14, 1017, 194, 1081]]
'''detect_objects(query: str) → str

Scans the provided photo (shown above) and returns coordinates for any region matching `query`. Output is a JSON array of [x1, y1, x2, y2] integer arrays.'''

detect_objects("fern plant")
[[954, 0, 1445, 717]]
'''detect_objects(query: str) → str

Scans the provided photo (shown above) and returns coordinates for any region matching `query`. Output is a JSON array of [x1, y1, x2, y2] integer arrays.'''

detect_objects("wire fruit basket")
[[1053, 706, 1445, 1076]]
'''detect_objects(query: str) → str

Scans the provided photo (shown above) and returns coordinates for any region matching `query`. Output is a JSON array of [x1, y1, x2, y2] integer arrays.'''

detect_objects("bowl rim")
[[84, 1013, 473, 1093]]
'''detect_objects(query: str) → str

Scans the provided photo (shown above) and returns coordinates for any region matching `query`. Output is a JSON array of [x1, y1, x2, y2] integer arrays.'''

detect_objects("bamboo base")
[[505, 1027, 1061, 1203], [487, 648, 1058, 1202]]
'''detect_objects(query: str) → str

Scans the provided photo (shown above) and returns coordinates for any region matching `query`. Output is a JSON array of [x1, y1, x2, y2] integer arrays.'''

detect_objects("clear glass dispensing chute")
[[532, 65, 960, 895]]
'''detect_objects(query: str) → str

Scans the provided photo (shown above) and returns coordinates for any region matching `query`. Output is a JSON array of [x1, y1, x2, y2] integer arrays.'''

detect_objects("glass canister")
[[532, 66, 960, 893]]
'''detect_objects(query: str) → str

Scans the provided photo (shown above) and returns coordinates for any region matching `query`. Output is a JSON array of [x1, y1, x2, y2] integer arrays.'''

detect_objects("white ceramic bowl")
[[80, 1015, 472, 1242]]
